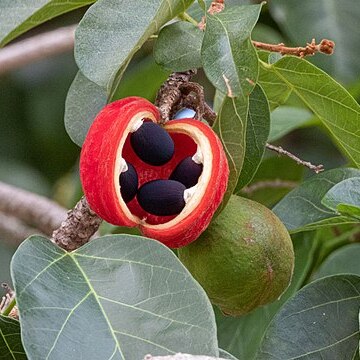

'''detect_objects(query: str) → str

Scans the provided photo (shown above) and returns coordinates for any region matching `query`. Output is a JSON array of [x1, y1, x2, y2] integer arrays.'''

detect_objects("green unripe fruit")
[[178, 196, 294, 316]]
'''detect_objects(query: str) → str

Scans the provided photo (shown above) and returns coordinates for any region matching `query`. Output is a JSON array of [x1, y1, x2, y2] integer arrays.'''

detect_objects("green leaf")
[[154, 21, 203, 71], [258, 63, 292, 110], [213, 96, 248, 212], [322, 178, 360, 219], [268, 106, 313, 142], [269, 0, 360, 84], [314, 244, 360, 280], [236, 156, 303, 208], [201, 4, 262, 97], [64, 71, 107, 147], [75, 0, 194, 90], [262, 57, 360, 168], [273, 168, 360, 233], [237, 85, 270, 189], [0, 0, 94, 47], [217, 232, 318, 360], [0, 315, 26, 359], [11, 235, 218, 359], [256, 275, 360, 359]]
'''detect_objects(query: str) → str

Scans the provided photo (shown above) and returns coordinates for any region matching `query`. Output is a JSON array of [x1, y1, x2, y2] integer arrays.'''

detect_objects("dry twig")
[[252, 38, 335, 57], [266, 143, 324, 173]]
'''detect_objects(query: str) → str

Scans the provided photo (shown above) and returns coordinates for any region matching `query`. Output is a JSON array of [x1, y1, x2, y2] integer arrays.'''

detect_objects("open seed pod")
[[80, 97, 229, 248]]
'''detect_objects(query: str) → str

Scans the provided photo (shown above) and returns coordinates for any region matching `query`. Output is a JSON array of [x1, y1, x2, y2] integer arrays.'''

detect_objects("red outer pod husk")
[[80, 97, 229, 248], [140, 119, 229, 247], [80, 97, 158, 227]]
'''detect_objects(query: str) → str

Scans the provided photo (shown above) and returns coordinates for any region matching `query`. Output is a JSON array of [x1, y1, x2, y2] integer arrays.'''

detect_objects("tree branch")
[[0, 181, 67, 235], [266, 143, 324, 173], [51, 196, 102, 251], [0, 25, 76, 75], [0, 211, 45, 246]]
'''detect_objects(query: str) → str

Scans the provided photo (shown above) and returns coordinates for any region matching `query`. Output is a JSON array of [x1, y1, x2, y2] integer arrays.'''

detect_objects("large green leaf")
[[213, 96, 248, 212], [256, 275, 360, 359], [0, 315, 26, 359], [268, 106, 313, 142], [64, 71, 107, 147], [75, 0, 194, 90], [262, 57, 360, 167], [258, 62, 292, 110], [269, 0, 360, 83], [237, 85, 270, 189], [314, 244, 360, 280], [0, 0, 94, 47], [322, 178, 360, 219], [154, 21, 204, 71], [201, 4, 261, 97], [11, 235, 218, 359], [217, 232, 318, 360], [273, 168, 360, 233]]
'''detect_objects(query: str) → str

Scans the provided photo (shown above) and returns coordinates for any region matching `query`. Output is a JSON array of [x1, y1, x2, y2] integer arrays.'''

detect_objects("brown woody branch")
[[0, 25, 76, 75], [0, 181, 101, 251], [265, 143, 324, 173], [252, 38, 335, 57], [0, 212, 45, 246], [51, 196, 102, 251], [0, 181, 67, 235]]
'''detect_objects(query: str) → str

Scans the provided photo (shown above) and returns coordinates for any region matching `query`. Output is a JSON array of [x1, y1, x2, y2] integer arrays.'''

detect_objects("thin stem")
[[178, 12, 199, 26], [1, 298, 16, 317], [253, 38, 335, 58], [266, 143, 324, 174]]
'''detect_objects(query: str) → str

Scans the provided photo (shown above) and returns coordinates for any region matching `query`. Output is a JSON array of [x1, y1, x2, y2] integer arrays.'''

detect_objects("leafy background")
[[1, 0, 360, 359]]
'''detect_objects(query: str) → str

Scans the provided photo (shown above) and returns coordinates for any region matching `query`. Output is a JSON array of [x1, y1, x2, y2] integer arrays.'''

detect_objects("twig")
[[144, 354, 227, 360], [266, 143, 324, 173], [241, 179, 298, 195], [252, 38, 335, 57], [155, 70, 197, 123], [0, 25, 76, 75], [51, 196, 102, 251], [0, 212, 45, 246], [0, 181, 67, 235]]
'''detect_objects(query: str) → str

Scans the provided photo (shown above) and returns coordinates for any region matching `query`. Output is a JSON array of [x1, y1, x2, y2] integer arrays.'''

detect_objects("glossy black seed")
[[170, 156, 203, 188], [119, 161, 138, 203], [130, 122, 174, 166], [137, 179, 186, 216]]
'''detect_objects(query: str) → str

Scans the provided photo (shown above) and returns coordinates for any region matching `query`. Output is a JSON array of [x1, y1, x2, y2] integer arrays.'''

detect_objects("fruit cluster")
[[80, 97, 229, 248], [120, 121, 203, 217]]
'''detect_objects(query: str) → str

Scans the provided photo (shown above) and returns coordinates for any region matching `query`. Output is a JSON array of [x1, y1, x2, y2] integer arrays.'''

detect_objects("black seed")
[[119, 161, 138, 203], [137, 179, 186, 216], [170, 156, 203, 188], [130, 122, 174, 166]]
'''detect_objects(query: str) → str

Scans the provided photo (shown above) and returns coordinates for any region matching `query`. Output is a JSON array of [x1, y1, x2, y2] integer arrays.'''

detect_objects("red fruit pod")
[[80, 96, 229, 248]]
